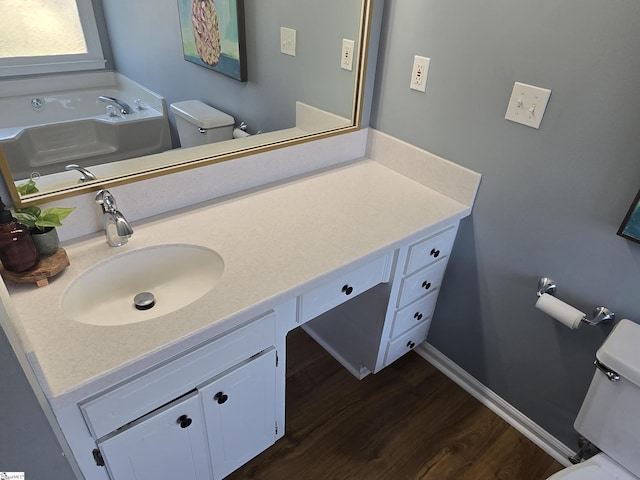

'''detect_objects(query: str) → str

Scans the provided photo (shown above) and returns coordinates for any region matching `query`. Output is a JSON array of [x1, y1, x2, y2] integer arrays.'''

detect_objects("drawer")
[[405, 226, 458, 274], [81, 311, 276, 439], [390, 291, 438, 339], [297, 254, 391, 325], [384, 321, 431, 366], [397, 260, 448, 308]]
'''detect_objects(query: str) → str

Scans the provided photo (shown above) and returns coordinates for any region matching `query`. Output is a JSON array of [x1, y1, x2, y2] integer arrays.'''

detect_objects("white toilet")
[[170, 100, 235, 148], [548, 319, 640, 479]]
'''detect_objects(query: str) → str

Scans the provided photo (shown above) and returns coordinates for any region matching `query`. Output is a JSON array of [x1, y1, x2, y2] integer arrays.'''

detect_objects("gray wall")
[[370, 0, 640, 447], [100, 0, 362, 142]]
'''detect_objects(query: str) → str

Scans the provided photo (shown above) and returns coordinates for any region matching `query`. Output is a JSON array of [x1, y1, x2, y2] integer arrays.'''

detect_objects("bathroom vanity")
[[1, 130, 480, 479]]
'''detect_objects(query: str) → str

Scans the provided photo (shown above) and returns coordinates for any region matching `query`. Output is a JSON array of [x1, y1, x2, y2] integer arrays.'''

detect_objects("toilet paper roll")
[[233, 128, 250, 139], [535, 293, 585, 329]]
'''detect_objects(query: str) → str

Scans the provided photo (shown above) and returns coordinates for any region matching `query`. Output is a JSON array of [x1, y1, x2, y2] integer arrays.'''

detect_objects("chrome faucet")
[[95, 190, 133, 247], [98, 96, 134, 115], [65, 164, 97, 183]]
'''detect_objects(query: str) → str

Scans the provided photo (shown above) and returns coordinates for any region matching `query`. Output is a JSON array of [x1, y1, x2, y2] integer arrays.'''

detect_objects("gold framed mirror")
[[0, 0, 372, 207]]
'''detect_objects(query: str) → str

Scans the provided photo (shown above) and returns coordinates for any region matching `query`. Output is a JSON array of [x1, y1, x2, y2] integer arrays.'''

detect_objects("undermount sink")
[[62, 244, 224, 326]]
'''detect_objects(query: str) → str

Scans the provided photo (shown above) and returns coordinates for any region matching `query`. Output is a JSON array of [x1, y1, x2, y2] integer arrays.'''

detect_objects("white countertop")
[[4, 155, 477, 406]]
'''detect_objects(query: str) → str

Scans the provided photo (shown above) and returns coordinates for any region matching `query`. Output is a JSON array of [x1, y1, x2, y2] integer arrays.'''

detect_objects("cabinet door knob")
[[414, 312, 423, 321], [406, 341, 416, 349], [342, 284, 354, 295], [214, 392, 229, 404], [430, 248, 440, 258], [421, 281, 432, 290], [177, 415, 192, 428]]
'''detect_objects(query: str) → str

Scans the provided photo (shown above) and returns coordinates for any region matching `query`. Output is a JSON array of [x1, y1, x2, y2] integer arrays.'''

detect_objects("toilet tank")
[[574, 319, 640, 477], [170, 100, 234, 148]]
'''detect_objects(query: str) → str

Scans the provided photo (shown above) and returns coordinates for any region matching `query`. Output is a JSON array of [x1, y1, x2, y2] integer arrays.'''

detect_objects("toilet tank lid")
[[596, 319, 640, 387], [170, 100, 234, 129]]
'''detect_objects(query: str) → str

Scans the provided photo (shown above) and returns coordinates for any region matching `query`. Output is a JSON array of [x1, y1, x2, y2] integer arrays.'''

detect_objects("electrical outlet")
[[505, 82, 551, 129], [341, 39, 355, 71], [280, 27, 296, 56], [410, 55, 430, 92]]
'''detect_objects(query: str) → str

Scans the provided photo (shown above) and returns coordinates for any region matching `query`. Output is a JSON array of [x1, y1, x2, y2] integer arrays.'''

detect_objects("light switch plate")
[[505, 82, 551, 129], [341, 39, 355, 71], [280, 27, 296, 56]]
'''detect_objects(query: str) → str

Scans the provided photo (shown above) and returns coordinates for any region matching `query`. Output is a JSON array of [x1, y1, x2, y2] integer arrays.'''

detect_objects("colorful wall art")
[[178, 0, 247, 81], [618, 189, 640, 244]]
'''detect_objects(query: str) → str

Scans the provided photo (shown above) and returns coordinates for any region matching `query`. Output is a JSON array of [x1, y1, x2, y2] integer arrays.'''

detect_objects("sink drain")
[[134, 292, 155, 310]]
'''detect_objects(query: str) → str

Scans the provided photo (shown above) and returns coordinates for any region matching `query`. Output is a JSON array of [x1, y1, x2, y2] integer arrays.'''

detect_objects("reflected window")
[[0, 0, 105, 76]]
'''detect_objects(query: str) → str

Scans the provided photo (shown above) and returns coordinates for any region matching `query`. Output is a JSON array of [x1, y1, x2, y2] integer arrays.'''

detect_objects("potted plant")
[[13, 179, 75, 256], [13, 204, 75, 256]]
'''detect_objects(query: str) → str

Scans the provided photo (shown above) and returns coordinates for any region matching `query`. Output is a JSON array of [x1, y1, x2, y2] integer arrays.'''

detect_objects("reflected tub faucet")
[[98, 96, 134, 115], [65, 164, 97, 183], [95, 190, 133, 247]]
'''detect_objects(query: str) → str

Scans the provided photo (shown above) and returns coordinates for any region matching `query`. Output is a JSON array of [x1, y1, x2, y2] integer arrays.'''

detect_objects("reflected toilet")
[[170, 100, 235, 148]]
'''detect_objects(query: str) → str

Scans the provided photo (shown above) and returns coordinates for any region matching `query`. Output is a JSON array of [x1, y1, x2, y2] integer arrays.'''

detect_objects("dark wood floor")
[[228, 329, 564, 480]]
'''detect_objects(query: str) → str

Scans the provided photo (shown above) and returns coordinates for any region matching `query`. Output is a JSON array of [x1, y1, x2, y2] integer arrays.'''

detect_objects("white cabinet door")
[[201, 348, 277, 480], [98, 391, 211, 480]]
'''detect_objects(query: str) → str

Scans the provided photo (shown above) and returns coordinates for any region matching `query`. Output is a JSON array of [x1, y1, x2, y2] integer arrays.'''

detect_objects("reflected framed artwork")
[[618, 189, 640, 244], [178, 0, 247, 81]]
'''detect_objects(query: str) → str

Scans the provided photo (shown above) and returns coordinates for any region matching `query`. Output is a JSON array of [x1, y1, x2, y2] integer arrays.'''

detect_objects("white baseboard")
[[415, 342, 575, 467]]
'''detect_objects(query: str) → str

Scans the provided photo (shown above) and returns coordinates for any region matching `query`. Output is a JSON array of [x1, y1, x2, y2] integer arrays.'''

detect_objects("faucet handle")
[[95, 189, 107, 205], [105, 104, 119, 117], [66, 164, 97, 183], [95, 189, 117, 212]]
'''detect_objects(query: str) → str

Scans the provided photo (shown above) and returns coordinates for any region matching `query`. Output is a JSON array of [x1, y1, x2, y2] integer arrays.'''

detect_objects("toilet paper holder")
[[537, 277, 615, 326]]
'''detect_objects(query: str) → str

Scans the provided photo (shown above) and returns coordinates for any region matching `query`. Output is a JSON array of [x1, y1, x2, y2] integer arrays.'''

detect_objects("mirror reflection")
[[0, 0, 368, 205]]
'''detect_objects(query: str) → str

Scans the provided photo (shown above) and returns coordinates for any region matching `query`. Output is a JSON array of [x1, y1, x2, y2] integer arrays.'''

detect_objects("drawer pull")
[[421, 281, 432, 290], [342, 284, 354, 295], [406, 341, 416, 349], [430, 248, 441, 258], [414, 312, 423, 321], [214, 392, 229, 405], [177, 415, 192, 428]]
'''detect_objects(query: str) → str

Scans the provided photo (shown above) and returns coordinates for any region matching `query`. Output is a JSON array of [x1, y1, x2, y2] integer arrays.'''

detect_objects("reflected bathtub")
[[0, 71, 171, 181]]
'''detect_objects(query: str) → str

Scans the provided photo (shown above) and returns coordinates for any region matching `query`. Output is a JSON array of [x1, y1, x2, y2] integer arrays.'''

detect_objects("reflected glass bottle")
[[0, 198, 40, 272]]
